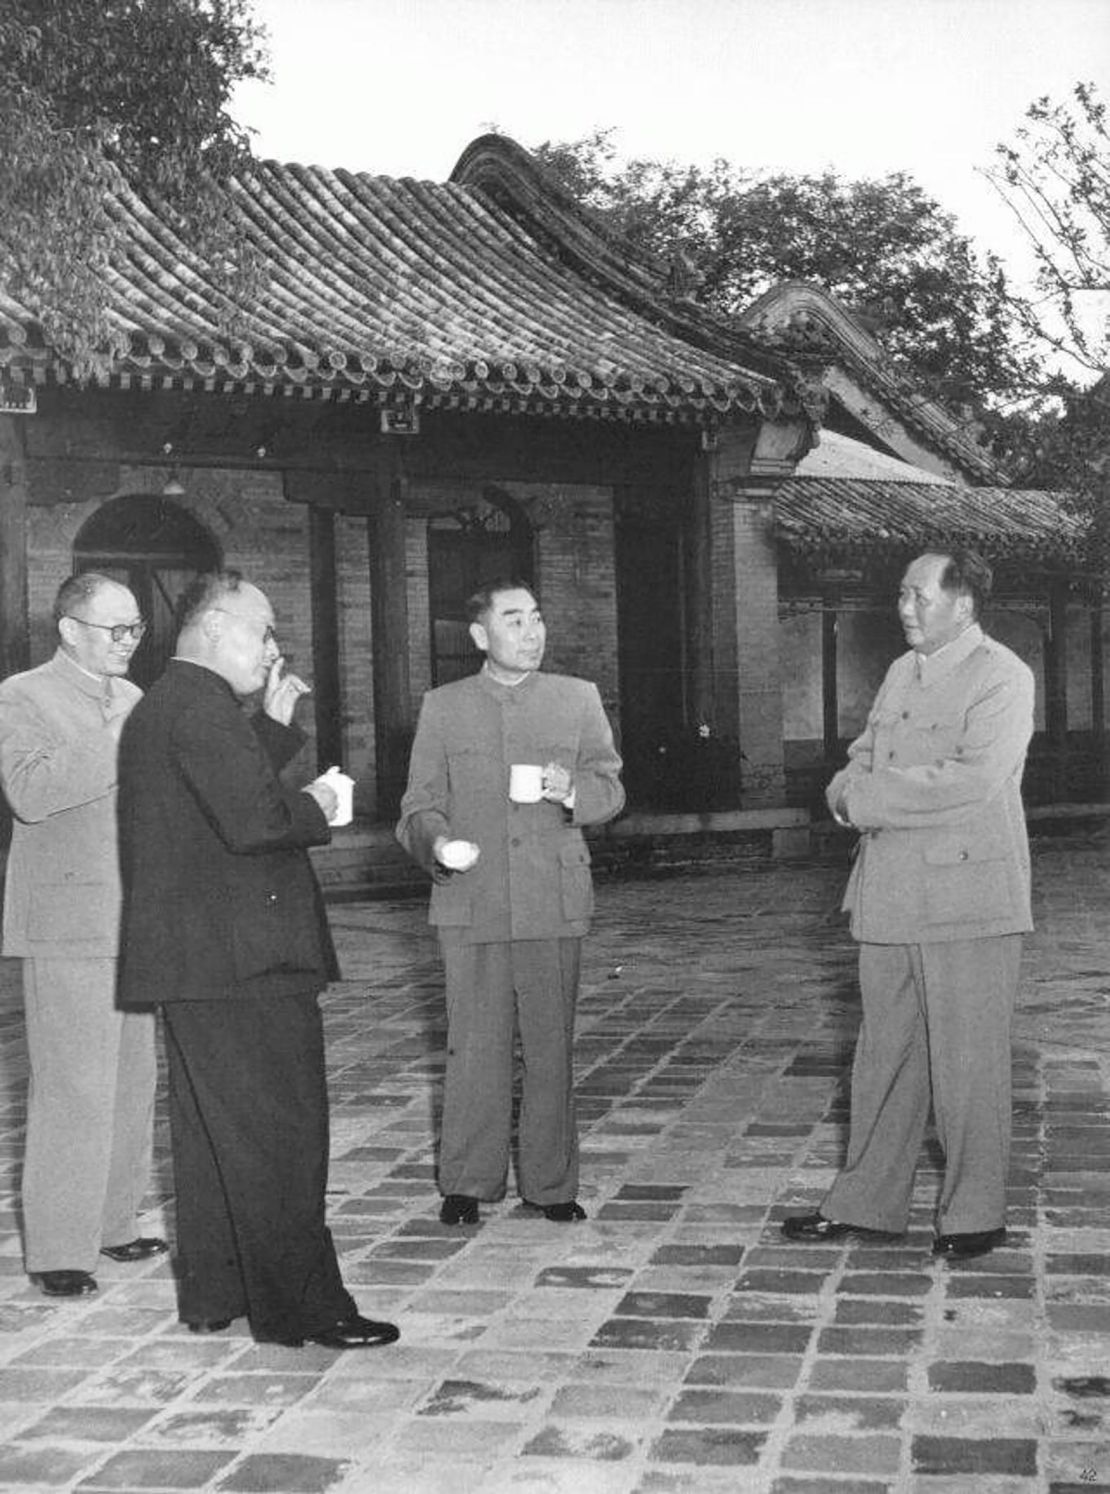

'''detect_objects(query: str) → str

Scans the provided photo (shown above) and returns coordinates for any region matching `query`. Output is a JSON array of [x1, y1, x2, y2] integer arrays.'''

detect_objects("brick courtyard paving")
[[0, 834, 1107, 1493]]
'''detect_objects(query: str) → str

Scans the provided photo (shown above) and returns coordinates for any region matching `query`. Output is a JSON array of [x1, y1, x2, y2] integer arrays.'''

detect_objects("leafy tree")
[[0, 0, 269, 373], [532, 129, 1043, 433], [982, 84, 1108, 537], [985, 82, 1108, 380]]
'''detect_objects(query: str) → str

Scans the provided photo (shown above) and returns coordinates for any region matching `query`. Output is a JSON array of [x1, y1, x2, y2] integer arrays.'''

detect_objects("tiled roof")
[[0, 138, 812, 428], [741, 283, 1009, 484], [776, 477, 1084, 564], [795, 428, 959, 484]]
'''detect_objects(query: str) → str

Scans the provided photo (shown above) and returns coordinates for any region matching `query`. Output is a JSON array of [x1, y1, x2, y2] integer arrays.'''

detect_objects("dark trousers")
[[162, 992, 355, 1343]]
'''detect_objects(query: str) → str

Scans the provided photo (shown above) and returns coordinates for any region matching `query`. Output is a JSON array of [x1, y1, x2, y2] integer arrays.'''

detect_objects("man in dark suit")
[[397, 579, 624, 1227], [118, 570, 398, 1349]]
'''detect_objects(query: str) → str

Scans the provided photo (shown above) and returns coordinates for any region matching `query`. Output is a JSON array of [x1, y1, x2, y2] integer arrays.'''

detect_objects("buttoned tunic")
[[1, 649, 140, 956], [831, 624, 1034, 945], [397, 669, 625, 942]]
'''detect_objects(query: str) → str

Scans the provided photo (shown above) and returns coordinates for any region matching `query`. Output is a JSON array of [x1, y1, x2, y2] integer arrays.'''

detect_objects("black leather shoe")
[[781, 1211, 899, 1242], [440, 1194, 480, 1225], [307, 1314, 400, 1350], [524, 1199, 587, 1222], [187, 1318, 233, 1334], [932, 1226, 1006, 1259], [100, 1237, 169, 1263], [35, 1270, 98, 1296]]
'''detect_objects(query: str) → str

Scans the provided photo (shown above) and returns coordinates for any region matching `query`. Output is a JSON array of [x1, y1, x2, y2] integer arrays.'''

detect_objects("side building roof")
[[0, 135, 817, 431]]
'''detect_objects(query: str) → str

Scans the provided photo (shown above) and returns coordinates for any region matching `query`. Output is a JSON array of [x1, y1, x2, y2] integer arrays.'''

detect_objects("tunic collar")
[[477, 664, 540, 702], [915, 623, 983, 684], [48, 646, 135, 722]]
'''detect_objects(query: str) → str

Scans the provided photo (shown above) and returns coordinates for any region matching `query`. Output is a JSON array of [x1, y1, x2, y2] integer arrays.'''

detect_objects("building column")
[[1045, 581, 1070, 801], [308, 507, 342, 773], [707, 418, 811, 807], [0, 415, 30, 679], [367, 469, 412, 819]]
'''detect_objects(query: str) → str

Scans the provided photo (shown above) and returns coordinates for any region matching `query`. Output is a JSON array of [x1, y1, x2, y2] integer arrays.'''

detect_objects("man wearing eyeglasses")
[[0, 572, 166, 1297]]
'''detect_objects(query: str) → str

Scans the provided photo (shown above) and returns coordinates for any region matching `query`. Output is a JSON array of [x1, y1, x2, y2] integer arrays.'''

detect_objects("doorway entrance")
[[73, 496, 221, 690]]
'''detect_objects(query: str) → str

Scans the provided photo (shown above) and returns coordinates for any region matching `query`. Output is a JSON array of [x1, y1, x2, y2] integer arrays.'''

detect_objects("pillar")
[[0, 415, 30, 680], [368, 469, 412, 819]]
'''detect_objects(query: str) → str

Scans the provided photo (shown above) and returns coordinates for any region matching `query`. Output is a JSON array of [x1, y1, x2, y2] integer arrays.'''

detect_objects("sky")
[[231, 0, 1109, 285]]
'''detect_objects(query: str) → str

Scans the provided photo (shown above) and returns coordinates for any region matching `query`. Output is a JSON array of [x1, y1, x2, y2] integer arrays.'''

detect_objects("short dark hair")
[[53, 571, 116, 623], [176, 569, 246, 631], [934, 548, 993, 620], [465, 576, 537, 624]]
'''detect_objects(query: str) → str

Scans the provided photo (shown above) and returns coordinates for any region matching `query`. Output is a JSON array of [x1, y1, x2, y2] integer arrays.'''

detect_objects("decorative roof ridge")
[[449, 133, 810, 402], [738, 281, 1010, 484]]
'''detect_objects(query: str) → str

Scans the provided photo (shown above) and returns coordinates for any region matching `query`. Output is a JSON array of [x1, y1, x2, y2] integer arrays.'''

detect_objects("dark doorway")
[[427, 491, 534, 685], [73, 496, 221, 690], [614, 493, 686, 806]]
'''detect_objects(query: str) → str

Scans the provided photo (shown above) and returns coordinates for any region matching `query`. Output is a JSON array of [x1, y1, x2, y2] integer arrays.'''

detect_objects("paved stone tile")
[[0, 839, 1107, 1490], [75, 1447, 236, 1487], [215, 1452, 352, 1491]]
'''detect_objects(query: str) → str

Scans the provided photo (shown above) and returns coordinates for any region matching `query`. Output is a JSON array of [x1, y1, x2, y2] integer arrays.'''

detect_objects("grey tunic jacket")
[[0, 649, 141, 958], [396, 669, 624, 943], [828, 624, 1034, 945]]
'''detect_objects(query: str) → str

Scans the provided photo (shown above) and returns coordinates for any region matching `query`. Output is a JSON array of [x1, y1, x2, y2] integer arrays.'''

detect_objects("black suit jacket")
[[117, 660, 337, 1007]]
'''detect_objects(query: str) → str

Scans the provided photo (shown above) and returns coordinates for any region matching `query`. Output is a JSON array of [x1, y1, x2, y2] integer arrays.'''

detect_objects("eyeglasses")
[[64, 617, 147, 643], [210, 608, 278, 646]]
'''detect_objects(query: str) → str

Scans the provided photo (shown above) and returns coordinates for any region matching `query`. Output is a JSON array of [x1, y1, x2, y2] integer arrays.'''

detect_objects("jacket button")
[[957, 850, 969, 861], [510, 837, 521, 847]]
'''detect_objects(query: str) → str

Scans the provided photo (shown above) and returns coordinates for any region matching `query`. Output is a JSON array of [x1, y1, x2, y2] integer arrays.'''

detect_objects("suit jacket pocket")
[[559, 841, 594, 922], [228, 877, 321, 981], [922, 841, 1013, 926]]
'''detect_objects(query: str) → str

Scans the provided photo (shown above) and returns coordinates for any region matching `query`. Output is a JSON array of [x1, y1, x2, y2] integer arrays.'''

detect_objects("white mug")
[[321, 766, 355, 826], [509, 763, 544, 803]]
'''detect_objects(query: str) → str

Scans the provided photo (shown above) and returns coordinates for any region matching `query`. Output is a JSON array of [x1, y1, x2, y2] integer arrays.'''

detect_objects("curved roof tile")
[[0, 140, 813, 427], [776, 476, 1083, 564]]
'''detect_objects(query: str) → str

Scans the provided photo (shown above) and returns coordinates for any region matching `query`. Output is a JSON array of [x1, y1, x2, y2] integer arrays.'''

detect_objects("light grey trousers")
[[438, 935, 581, 1205], [21, 958, 157, 1273], [823, 936, 1022, 1236]]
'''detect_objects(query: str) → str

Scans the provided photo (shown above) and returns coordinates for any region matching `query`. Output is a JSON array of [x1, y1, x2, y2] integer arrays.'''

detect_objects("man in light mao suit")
[[783, 549, 1034, 1260], [397, 579, 624, 1226], [0, 573, 164, 1296]]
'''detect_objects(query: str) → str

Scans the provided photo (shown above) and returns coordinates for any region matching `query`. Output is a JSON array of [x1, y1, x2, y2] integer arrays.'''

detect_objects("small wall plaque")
[[380, 407, 420, 436], [0, 381, 36, 415]]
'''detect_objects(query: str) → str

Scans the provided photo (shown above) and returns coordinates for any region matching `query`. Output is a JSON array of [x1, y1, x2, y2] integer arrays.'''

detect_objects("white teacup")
[[439, 839, 480, 871], [509, 763, 544, 803], [321, 766, 355, 827]]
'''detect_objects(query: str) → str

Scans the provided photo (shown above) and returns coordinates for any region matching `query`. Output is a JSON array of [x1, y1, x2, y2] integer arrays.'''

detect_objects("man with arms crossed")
[[118, 570, 398, 1348], [397, 579, 624, 1226], [0, 573, 164, 1296], [782, 549, 1034, 1260]]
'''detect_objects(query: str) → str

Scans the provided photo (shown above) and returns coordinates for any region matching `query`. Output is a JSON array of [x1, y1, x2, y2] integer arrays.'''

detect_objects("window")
[[426, 491, 533, 685]]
